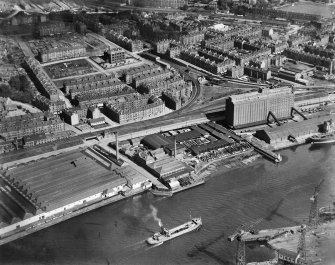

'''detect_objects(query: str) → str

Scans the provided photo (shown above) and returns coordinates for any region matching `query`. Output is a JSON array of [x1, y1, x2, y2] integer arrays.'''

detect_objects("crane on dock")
[[228, 218, 263, 265], [308, 179, 325, 229], [296, 224, 307, 263]]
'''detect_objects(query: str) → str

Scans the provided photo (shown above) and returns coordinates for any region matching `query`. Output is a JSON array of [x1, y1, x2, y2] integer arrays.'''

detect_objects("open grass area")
[[43, 59, 97, 79]]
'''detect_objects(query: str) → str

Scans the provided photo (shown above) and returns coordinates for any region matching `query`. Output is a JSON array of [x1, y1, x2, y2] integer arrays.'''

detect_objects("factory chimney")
[[115, 132, 119, 160], [174, 136, 177, 158]]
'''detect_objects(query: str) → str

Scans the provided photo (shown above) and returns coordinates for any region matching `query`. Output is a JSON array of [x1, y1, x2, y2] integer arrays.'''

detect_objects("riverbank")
[[1, 144, 334, 264], [270, 135, 311, 151], [198, 151, 262, 180], [0, 186, 147, 246], [276, 1, 335, 18]]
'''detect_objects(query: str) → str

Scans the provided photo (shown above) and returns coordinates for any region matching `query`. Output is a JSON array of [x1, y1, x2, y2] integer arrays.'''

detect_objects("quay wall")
[[0, 187, 147, 246], [0, 185, 124, 237]]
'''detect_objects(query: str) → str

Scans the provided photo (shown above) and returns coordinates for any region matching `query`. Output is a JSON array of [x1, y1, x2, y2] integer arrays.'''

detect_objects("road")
[[14, 37, 35, 58], [58, 90, 73, 108]]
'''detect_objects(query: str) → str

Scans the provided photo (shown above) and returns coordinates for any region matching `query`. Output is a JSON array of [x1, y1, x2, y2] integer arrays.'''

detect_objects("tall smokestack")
[[14, 137, 18, 150], [174, 136, 177, 158], [115, 132, 119, 160]]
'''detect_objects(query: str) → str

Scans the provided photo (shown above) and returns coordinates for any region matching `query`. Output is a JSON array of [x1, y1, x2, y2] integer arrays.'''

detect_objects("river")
[[277, 1, 335, 18], [0, 143, 334, 265]]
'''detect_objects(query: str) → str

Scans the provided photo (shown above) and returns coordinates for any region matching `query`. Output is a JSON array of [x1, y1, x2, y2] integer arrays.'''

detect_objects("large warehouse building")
[[225, 87, 294, 129], [254, 114, 335, 144], [0, 149, 151, 238]]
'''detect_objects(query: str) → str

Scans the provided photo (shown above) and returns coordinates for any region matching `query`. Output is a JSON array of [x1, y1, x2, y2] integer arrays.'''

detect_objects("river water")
[[0, 144, 334, 265], [277, 2, 335, 18]]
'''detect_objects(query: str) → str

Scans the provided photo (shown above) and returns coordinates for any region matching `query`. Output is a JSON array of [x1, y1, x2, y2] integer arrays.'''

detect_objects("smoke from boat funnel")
[[150, 205, 163, 228]]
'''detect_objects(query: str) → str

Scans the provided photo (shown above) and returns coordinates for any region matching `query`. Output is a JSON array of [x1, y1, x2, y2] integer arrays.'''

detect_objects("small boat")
[[150, 188, 173, 197], [309, 119, 335, 144], [146, 217, 202, 245], [309, 134, 335, 144]]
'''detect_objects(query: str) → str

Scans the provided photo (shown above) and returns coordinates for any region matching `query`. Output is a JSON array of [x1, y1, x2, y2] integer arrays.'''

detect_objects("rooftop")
[[229, 87, 292, 103], [7, 150, 126, 211]]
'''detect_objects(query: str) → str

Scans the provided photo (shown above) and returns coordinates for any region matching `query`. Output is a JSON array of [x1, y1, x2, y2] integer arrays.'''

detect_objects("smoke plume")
[[150, 205, 162, 227]]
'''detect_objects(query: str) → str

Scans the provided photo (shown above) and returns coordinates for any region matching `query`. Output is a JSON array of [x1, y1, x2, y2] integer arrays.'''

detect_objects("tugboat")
[[146, 217, 202, 245], [309, 120, 335, 144]]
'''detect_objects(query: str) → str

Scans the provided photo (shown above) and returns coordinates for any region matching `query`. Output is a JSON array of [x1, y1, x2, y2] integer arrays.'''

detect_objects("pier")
[[244, 136, 282, 163], [241, 226, 300, 242]]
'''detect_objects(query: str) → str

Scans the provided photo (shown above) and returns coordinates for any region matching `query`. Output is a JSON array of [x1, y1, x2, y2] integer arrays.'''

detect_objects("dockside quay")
[[0, 149, 152, 245]]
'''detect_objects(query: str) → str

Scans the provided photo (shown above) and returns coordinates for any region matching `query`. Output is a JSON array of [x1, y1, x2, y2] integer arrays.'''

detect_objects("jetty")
[[241, 226, 300, 242]]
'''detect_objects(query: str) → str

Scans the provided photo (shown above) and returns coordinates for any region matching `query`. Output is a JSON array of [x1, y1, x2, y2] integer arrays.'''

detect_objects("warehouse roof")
[[166, 129, 202, 142], [190, 139, 231, 155], [7, 151, 126, 211], [141, 134, 173, 149], [295, 92, 329, 102], [278, 248, 298, 259], [192, 126, 209, 136], [148, 157, 193, 180], [258, 114, 335, 140]]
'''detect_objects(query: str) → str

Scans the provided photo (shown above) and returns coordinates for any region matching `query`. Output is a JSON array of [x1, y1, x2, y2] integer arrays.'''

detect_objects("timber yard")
[[0, 0, 335, 264]]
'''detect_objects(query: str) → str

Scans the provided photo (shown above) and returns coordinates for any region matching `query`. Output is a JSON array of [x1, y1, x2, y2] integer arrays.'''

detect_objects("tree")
[[9, 75, 30, 92], [0, 84, 11, 97], [1, 75, 34, 103]]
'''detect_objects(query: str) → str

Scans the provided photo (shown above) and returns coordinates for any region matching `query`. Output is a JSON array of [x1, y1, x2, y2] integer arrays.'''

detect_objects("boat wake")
[[123, 240, 146, 250], [113, 239, 161, 265]]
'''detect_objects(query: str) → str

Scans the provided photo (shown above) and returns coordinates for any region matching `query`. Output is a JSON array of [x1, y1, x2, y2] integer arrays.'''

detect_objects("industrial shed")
[[190, 139, 232, 156], [191, 126, 209, 136], [207, 122, 242, 142], [7, 150, 127, 212], [114, 167, 151, 190], [164, 143, 187, 156], [141, 134, 173, 150], [147, 157, 193, 180], [166, 129, 202, 142], [198, 123, 216, 134], [254, 114, 335, 144], [0, 177, 37, 227]]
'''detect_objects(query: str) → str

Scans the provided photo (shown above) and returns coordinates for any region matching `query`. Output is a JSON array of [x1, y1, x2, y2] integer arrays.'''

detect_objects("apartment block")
[[133, 69, 172, 88], [106, 30, 143, 52], [104, 96, 165, 124], [123, 64, 161, 84], [106, 47, 126, 64], [38, 46, 86, 63], [0, 113, 65, 140], [283, 49, 334, 74]]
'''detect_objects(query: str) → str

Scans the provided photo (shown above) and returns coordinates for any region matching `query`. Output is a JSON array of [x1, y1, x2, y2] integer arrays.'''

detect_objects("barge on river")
[[146, 217, 202, 245]]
